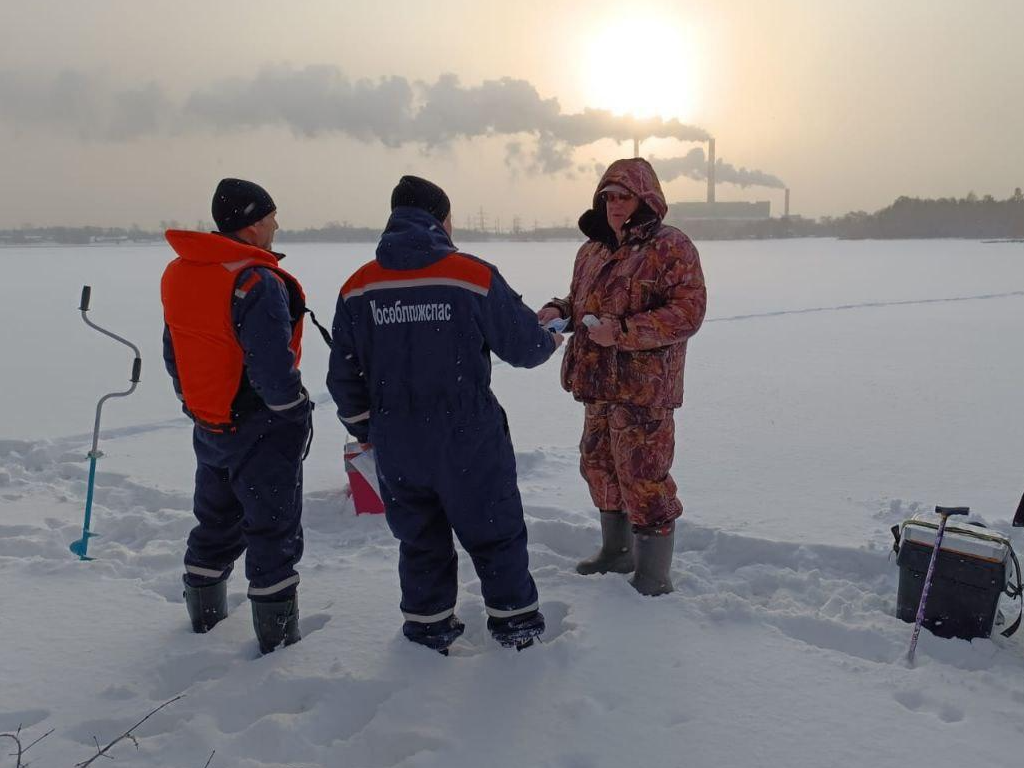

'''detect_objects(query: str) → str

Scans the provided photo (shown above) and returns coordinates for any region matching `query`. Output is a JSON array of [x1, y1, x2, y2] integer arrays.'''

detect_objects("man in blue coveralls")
[[162, 179, 312, 654], [328, 175, 562, 653]]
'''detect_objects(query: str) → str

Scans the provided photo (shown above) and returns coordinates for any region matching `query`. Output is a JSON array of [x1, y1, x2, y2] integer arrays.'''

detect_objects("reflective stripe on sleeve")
[[341, 410, 370, 424], [267, 394, 306, 412]]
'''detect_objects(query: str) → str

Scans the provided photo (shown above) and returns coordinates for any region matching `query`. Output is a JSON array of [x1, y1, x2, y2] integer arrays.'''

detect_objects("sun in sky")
[[582, 16, 704, 123]]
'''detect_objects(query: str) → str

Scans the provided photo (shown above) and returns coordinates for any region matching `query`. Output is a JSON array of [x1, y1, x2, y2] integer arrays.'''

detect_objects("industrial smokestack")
[[706, 137, 716, 203], [784, 188, 790, 218], [633, 136, 640, 158]]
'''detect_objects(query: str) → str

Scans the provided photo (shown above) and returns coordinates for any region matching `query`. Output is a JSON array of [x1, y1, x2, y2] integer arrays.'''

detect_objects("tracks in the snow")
[[707, 290, 1024, 323]]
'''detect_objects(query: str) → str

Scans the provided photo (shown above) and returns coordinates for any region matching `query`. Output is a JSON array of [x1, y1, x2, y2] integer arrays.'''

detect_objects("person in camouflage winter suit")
[[538, 158, 706, 595]]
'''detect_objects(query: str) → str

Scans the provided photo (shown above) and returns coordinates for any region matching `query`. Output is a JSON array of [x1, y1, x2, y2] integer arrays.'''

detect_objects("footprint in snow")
[[893, 690, 965, 722], [150, 649, 237, 699], [300, 611, 331, 636], [68, 702, 188, 745], [216, 676, 400, 740]]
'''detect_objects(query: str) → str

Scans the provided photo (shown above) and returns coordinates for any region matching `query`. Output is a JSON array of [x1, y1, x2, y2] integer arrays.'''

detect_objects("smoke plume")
[[184, 67, 710, 174], [0, 70, 171, 141], [651, 148, 786, 189], [7, 67, 790, 181]]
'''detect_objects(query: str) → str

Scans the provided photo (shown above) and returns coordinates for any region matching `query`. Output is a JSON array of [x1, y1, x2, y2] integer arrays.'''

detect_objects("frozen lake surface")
[[2, 237, 1024, 767], [4, 237, 1022, 544]]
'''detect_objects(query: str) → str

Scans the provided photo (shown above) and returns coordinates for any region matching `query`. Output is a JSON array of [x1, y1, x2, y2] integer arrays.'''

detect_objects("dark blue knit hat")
[[212, 178, 276, 233], [390, 175, 451, 224]]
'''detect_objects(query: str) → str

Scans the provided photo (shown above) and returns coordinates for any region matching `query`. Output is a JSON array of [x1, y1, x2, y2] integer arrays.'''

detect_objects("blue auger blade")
[[70, 531, 99, 560], [73, 453, 100, 560]]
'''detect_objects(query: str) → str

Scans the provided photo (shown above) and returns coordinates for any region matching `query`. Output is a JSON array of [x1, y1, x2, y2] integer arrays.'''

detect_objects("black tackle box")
[[895, 516, 1015, 640]]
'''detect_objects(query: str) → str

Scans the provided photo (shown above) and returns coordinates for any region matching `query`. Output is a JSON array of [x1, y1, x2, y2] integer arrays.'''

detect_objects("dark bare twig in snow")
[[1, 729, 24, 768], [26, 729, 55, 767], [202, 750, 215, 768], [0, 725, 52, 768], [1, 725, 52, 768], [22, 728, 54, 757], [75, 695, 185, 767], [2, 726, 55, 768]]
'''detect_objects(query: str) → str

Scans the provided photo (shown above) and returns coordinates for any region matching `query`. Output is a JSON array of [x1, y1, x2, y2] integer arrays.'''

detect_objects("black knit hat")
[[211, 178, 276, 233], [390, 175, 450, 224]]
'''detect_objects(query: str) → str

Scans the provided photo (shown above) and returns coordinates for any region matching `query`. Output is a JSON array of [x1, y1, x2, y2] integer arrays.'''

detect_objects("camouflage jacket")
[[546, 158, 707, 408]]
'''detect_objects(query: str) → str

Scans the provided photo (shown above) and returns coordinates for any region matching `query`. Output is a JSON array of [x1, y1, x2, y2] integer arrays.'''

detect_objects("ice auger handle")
[[131, 357, 142, 383], [935, 506, 969, 516], [80, 285, 92, 312]]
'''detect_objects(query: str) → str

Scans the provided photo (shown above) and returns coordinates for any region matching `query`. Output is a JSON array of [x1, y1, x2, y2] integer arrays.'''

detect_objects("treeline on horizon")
[[2, 189, 1021, 245], [822, 188, 1024, 240]]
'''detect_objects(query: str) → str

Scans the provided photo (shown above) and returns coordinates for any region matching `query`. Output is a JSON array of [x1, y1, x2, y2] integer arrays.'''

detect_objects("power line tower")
[[477, 206, 487, 233]]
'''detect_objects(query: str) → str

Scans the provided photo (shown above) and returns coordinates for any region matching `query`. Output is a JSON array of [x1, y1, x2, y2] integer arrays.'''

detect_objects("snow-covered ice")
[[2, 238, 1024, 767]]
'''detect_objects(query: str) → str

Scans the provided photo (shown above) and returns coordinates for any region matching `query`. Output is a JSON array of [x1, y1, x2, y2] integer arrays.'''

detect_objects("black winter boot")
[[403, 615, 466, 654], [487, 609, 545, 650], [251, 595, 301, 654], [576, 510, 634, 575], [183, 576, 228, 633], [629, 522, 675, 596]]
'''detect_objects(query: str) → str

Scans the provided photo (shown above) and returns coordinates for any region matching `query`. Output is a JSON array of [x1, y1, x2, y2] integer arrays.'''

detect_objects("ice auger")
[[70, 285, 142, 560]]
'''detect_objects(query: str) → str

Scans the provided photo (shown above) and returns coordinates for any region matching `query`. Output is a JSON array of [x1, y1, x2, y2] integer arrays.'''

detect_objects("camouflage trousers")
[[579, 402, 683, 530]]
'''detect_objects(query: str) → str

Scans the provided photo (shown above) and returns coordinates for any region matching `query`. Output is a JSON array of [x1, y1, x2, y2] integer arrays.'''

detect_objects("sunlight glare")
[[584, 17, 702, 122]]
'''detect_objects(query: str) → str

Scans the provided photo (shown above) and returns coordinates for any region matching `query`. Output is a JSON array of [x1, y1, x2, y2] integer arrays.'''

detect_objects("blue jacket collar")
[[376, 206, 456, 271]]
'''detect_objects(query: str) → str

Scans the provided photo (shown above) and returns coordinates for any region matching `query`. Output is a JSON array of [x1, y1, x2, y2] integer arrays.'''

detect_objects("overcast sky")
[[0, 0, 1021, 228]]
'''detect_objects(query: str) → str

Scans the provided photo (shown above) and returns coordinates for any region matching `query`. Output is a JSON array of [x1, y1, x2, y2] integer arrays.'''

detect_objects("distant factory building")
[[666, 200, 771, 227]]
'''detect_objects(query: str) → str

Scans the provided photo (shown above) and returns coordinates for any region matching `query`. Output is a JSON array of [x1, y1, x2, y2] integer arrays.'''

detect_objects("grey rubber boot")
[[183, 576, 228, 633], [629, 523, 675, 596], [251, 595, 301, 654], [576, 510, 634, 575]]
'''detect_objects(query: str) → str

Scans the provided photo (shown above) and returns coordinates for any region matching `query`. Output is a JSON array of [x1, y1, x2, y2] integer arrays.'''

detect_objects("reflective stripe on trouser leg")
[[185, 564, 229, 580], [401, 606, 456, 623], [247, 574, 300, 598], [485, 601, 539, 619]]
